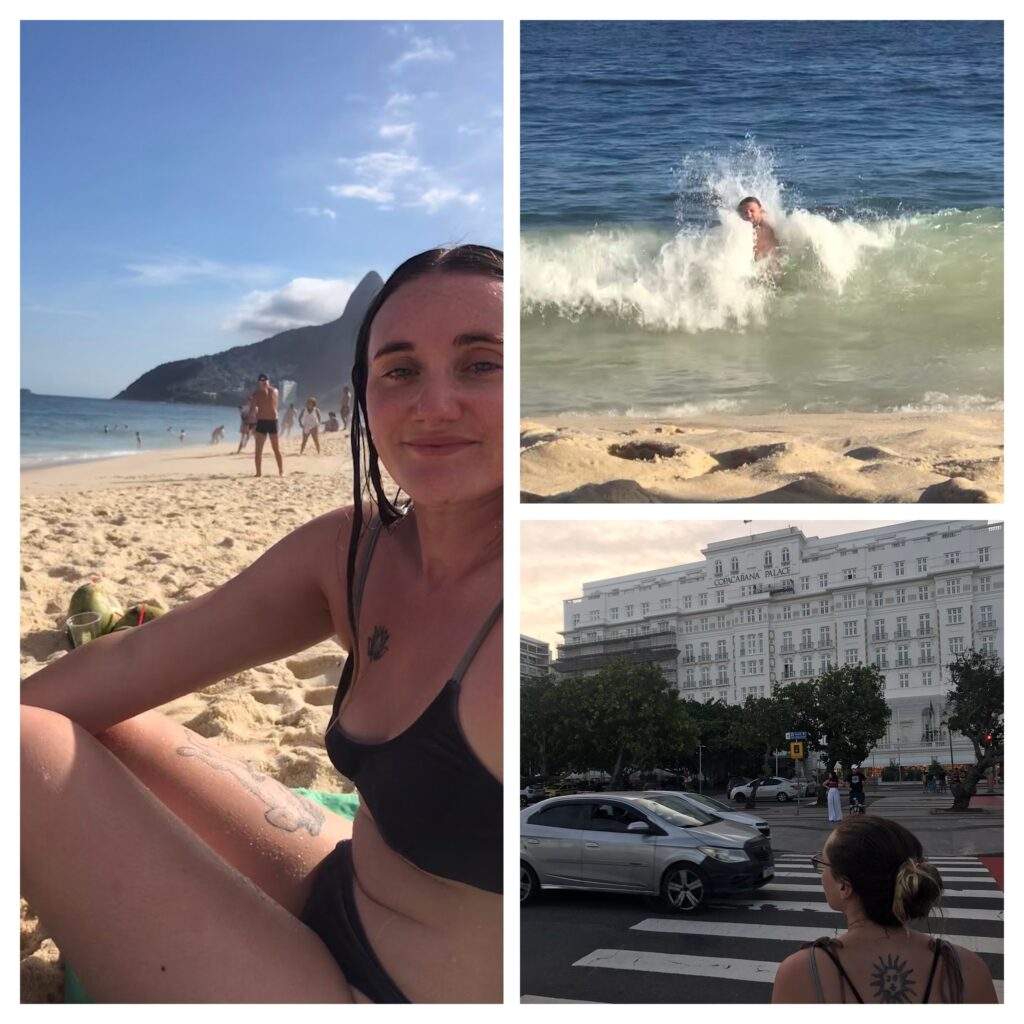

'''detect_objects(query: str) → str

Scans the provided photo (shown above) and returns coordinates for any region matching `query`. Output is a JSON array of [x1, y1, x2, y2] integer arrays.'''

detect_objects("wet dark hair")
[[826, 817, 943, 928], [737, 196, 761, 209], [345, 244, 503, 641]]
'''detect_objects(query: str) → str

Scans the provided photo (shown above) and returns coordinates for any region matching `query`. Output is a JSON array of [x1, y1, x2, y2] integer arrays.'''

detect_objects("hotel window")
[[920, 641, 932, 663], [610, 607, 619, 620], [782, 547, 791, 566], [949, 636, 965, 655], [844, 568, 856, 581], [918, 613, 932, 634], [782, 605, 793, 621], [978, 546, 990, 564], [874, 650, 888, 669], [717, 666, 728, 684], [818, 573, 828, 588], [684, 669, 695, 688], [872, 592, 884, 608], [730, 556, 739, 574], [945, 551, 960, 566], [894, 560, 905, 577], [820, 654, 831, 673], [978, 576, 991, 593], [699, 592, 708, 607], [820, 626, 831, 646], [947, 607, 963, 625], [572, 614, 580, 627], [844, 620, 859, 638], [684, 643, 694, 661], [896, 644, 910, 667], [917, 557, 928, 573], [700, 617, 709, 632], [921, 670, 933, 687], [625, 604, 634, 617], [801, 655, 813, 676], [898, 672, 910, 689], [764, 550, 773, 568], [800, 576, 810, 592], [714, 559, 723, 576], [844, 648, 858, 666], [589, 610, 600, 622], [895, 615, 909, 637], [800, 602, 811, 618], [716, 590, 725, 605], [640, 623, 650, 634], [684, 620, 694, 634], [700, 667, 711, 685], [641, 602, 650, 615], [946, 578, 962, 596], [873, 619, 886, 640], [981, 637, 996, 655], [700, 641, 710, 659], [979, 605, 994, 626], [801, 628, 812, 648], [872, 563, 883, 580], [782, 631, 793, 651], [842, 593, 856, 610], [659, 598, 671, 609], [917, 585, 930, 601], [586, 631, 598, 642], [716, 639, 727, 658], [895, 588, 907, 605], [717, 615, 728, 629], [783, 657, 795, 679], [683, 595, 692, 609], [656, 620, 669, 632]]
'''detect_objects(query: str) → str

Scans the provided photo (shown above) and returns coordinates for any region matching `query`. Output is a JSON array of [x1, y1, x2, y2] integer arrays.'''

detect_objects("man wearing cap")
[[848, 763, 866, 814], [248, 373, 284, 477]]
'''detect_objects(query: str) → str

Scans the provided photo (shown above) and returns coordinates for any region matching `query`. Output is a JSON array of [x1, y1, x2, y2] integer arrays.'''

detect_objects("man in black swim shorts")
[[248, 373, 284, 477]]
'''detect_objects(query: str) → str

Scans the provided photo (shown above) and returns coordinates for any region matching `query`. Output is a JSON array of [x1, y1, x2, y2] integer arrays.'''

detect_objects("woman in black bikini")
[[20, 245, 503, 1003], [772, 817, 997, 1003]]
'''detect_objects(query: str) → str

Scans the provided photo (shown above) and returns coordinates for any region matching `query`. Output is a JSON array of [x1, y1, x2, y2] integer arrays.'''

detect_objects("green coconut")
[[110, 600, 167, 631], [67, 579, 124, 636]]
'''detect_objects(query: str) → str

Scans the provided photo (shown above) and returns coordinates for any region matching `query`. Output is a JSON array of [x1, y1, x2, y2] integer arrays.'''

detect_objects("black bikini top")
[[325, 519, 502, 894]]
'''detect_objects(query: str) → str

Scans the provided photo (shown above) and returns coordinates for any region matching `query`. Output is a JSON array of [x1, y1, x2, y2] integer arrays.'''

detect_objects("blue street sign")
[[786, 731, 808, 740]]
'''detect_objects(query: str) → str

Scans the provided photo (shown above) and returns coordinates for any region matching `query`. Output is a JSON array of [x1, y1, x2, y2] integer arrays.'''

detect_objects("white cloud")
[[223, 277, 357, 335], [414, 187, 481, 213], [123, 257, 273, 287], [379, 123, 416, 145], [328, 183, 395, 204], [385, 91, 414, 109], [390, 36, 454, 72], [294, 206, 336, 220]]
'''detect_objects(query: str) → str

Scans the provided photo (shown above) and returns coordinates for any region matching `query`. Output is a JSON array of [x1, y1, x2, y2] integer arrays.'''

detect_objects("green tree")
[[810, 664, 890, 776], [678, 699, 752, 789], [945, 650, 1003, 811]]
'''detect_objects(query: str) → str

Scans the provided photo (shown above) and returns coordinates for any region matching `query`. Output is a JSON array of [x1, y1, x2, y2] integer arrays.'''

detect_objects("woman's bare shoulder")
[[772, 947, 818, 1003], [948, 942, 999, 1002]]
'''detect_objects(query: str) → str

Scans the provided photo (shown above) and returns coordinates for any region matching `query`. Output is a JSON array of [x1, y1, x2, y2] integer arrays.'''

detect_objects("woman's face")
[[365, 271, 503, 507]]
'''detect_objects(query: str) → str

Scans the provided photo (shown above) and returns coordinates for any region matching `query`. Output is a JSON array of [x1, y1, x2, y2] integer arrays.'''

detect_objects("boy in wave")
[[737, 196, 779, 260]]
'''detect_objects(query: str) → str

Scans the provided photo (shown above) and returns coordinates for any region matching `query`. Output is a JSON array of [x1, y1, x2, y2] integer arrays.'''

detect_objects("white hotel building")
[[555, 521, 1002, 770]]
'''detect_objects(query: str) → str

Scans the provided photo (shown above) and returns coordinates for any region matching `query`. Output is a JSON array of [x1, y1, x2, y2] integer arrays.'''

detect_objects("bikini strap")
[[809, 939, 865, 1003], [451, 600, 503, 684], [808, 945, 826, 1003]]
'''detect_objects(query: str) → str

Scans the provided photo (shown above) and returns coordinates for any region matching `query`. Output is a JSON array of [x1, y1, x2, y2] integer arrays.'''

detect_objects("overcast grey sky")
[[520, 520, 908, 654]]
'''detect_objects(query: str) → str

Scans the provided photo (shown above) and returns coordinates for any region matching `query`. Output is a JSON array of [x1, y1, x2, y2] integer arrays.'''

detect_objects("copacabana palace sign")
[[713, 566, 795, 587]]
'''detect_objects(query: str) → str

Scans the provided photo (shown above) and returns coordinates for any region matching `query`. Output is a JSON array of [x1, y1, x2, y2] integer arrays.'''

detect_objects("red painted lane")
[[978, 856, 1003, 890], [970, 795, 1004, 807]]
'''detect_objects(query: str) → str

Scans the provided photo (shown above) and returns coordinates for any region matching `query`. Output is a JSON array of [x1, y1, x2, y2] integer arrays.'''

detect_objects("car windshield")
[[635, 795, 717, 828], [676, 791, 732, 814]]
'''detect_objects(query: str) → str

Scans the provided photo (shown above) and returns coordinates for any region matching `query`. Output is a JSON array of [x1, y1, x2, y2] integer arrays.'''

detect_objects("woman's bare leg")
[[21, 705, 359, 1002]]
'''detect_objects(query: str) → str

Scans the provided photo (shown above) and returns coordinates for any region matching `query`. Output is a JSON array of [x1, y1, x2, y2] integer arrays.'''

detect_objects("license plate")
[[763, 866, 774, 879]]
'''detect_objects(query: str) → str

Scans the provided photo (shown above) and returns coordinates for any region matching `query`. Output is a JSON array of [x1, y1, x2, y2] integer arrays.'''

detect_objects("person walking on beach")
[[135, 431, 142, 449], [737, 196, 779, 261], [236, 402, 254, 453], [340, 386, 353, 431], [211, 426, 225, 444], [180, 430, 186, 444], [248, 374, 283, 477], [299, 396, 321, 454], [826, 771, 843, 822], [281, 403, 297, 439], [21, 244, 504, 1003], [772, 817, 997, 1002]]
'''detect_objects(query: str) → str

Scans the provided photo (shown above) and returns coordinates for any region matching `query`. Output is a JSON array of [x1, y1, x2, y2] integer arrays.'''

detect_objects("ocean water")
[[521, 21, 1003, 417], [20, 393, 246, 470]]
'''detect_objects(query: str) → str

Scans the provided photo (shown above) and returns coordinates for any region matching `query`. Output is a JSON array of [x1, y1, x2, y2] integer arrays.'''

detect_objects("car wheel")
[[734, 792, 747, 803], [520, 862, 540, 904], [777, 792, 790, 802], [661, 864, 708, 913]]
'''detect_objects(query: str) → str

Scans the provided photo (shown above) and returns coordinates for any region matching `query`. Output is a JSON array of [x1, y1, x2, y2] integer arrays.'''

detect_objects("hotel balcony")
[[917, 626, 934, 637], [556, 629, 679, 675], [894, 630, 913, 640], [817, 638, 834, 648], [871, 632, 889, 642], [918, 654, 935, 664], [780, 643, 795, 653], [977, 619, 998, 631]]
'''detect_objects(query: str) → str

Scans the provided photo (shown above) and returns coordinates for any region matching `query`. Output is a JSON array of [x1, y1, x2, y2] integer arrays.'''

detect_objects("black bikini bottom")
[[300, 840, 410, 1003]]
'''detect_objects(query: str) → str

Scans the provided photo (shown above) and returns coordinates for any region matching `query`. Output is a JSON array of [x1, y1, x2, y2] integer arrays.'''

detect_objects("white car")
[[729, 776, 798, 803], [650, 790, 771, 839]]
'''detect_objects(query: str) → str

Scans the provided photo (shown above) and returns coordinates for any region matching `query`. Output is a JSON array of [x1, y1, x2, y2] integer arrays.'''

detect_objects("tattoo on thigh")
[[176, 733, 325, 836], [870, 953, 917, 1003], [368, 624, 390, 661]]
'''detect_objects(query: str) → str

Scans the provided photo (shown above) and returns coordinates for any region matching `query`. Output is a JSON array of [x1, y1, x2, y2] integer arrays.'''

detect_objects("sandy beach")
[[520, 413, 1003, 504], [20, 433, 359, 1002]]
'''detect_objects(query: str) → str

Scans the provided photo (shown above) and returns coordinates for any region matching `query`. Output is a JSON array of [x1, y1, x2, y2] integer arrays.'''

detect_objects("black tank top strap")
[[351, 517, 385, 626], [451, 600, 503, 685]]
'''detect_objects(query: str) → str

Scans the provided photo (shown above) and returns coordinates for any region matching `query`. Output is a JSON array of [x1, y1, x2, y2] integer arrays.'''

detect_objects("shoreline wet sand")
[[520, 412, 1003, 504]]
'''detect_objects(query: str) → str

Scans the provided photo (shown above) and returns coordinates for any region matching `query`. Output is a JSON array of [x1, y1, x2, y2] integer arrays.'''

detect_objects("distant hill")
[[113, 271, 383, 410]]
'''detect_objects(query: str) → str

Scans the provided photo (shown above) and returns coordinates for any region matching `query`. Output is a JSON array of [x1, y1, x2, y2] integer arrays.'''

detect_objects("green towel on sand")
[[65, 788, 359, 1003]]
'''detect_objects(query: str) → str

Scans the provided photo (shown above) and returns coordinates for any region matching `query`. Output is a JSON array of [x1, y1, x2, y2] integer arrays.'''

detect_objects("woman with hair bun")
[[772, 817, 997, 1003]]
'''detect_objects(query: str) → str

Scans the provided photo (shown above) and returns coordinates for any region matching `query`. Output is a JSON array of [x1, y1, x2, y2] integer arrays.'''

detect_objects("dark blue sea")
[[521, 21, 1003, 417], [20, 393, 245, 470]]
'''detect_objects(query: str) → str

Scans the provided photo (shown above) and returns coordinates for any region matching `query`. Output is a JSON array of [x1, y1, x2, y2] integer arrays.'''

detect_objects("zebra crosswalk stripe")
[[762, 882, 1003, 899], [574, 949, 780, 983], [723, 897, 1001, 921]]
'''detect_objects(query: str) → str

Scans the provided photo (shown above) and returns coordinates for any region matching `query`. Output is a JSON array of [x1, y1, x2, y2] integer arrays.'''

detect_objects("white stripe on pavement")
[[574, 949, 778, 984], [773, 870, 995, 883], [724, 897, 1002, 921], [629, 918, 1004, 955], [762, 881, 1002, 899]]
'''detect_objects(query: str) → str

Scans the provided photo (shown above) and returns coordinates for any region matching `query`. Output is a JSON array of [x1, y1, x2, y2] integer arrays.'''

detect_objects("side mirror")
[[626, 821, 651, 834]]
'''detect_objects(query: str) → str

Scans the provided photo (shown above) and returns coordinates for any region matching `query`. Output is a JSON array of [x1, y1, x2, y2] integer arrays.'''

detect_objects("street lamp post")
[[697, 743, 705, 794]]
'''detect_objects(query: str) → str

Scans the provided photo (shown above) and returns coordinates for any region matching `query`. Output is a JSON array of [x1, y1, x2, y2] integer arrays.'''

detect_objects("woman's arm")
[[21, 507, 354, 735], [771, 949, 817, 1003]]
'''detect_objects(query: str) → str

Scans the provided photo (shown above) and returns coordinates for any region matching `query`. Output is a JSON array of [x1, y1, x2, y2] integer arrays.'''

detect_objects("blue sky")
[[21, 21, 503, 398]]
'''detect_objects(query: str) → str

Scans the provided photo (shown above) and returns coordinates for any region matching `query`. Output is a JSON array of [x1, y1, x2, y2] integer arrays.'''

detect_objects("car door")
[[522, 802, 585, 884], [756, 777, 780, 800], [579, 800, 658, 891]]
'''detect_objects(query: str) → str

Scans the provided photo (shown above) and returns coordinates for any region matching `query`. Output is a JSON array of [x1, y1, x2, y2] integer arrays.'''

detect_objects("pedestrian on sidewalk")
[[772, 817, 998, 1003], [826, 771, 843, 822]]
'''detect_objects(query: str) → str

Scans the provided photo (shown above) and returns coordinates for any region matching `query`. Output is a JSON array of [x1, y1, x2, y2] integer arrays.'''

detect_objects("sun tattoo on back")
[[368, 624, 390, 661], [870, 953, 917, 1002]]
